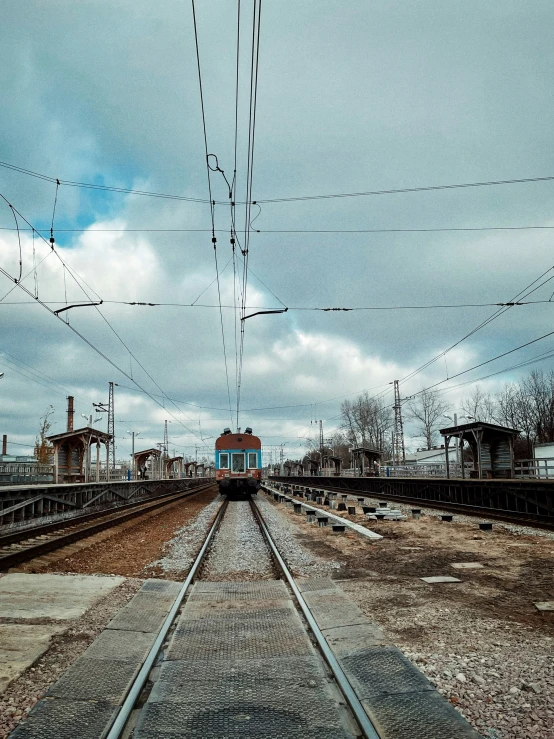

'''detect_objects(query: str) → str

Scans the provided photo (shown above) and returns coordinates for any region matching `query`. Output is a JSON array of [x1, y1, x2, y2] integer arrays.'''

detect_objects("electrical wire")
[[4, 225, 554, 234], [3, 157, 554, 206], [399, 265, 554, 386], [191, 0, 234, 429]]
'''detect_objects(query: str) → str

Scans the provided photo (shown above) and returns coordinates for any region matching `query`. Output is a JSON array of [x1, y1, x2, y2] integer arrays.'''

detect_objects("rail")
[[0, 477, 210, 528], [271, 474, 554, 528]]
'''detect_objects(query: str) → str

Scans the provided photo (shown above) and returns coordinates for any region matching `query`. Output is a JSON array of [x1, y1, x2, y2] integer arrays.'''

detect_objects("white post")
[[96, 443, 100, 482]]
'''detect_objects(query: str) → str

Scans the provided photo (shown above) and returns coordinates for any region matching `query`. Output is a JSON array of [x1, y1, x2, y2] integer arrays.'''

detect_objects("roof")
[[134, 448, 161, 457], [439, 421, 520, 436], [47, 426, 112, 443], [351, 446, 382, 455]]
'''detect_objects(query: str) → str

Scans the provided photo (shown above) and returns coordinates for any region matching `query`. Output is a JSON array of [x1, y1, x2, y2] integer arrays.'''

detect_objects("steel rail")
[[0, 481, 209, 547], [249, 498, 380, 739], [0, 482, 218, 569], [296, 482, 554, 531], [105, 497, 229, 739]]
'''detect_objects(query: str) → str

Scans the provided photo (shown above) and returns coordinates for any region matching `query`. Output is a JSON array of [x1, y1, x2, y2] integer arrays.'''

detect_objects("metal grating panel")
[[322, 623, 391, 654], [9, 698, 118, 739], [296, 578, 338, 593], [340, 646, 434, 698], [134, 699, 354, 738], [107, 605, 169, 632], [47, 658, 140, 704], [82, 629, 156, 662], [140, 579, 182, 595], [174, 606, 305, 635], [166, 619, 314, 661], [150, 655, 329, 697], [363, 690, 482, 739], [190, 581, 288, 599]]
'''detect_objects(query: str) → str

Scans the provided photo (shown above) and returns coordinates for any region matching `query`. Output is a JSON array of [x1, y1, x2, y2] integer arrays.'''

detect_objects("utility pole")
[[392, 380, 406, 465], [319, 420, 324, 474], [107, 382, 115, 472], [93, 382, 115, 478]]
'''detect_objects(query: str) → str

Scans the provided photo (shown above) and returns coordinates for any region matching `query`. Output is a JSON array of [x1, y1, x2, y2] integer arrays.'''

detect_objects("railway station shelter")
[[164, 456, 184, 479], [440, 421, 520, 479], [47, 427, 112, 484], [134, 448, 161, 480], [306, 458, 320, 476], [322, 454, 343, 475], [352, 446, 382, 476], [184, 461, 197, 477]]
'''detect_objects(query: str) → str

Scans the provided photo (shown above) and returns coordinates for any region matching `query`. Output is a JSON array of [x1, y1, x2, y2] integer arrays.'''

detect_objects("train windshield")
[[231, 453, 245, 472], [248, 452, 257, 469], [219, 453, 229, 469]]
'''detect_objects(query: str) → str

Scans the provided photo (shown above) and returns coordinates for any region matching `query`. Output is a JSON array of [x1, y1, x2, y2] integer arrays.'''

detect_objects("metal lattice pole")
[[107, 382, 115, 472], [393, 380, 405, 465]]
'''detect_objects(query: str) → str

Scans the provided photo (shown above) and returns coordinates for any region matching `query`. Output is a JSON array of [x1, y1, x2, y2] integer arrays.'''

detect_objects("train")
[[215, 427, 262, 496]]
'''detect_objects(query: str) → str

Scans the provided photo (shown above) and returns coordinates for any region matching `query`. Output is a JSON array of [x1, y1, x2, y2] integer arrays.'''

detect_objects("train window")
[[248, 452, 257, 469], [231, 453, 245, 472], [219, 453, 229, 469]]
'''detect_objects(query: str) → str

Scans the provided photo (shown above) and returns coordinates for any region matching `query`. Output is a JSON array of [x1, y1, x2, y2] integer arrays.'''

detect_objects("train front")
[[215, 427, 262, 497]]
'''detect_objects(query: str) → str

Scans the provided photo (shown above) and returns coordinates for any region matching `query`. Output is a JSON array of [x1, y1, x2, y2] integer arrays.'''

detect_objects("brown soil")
[[270, 499, 554, 636], [15, 487, 219, 578]]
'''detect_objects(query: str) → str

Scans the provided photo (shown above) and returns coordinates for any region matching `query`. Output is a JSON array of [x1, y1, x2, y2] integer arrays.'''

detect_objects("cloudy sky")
[[1, 1, 554, 465]]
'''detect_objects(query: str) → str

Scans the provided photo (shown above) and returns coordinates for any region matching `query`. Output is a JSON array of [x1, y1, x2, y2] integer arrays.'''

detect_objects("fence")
[[0, 463, 54, 486], [515, 458, 554, 480]]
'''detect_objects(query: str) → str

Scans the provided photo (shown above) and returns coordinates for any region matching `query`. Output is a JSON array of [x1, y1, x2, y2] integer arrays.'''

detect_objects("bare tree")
[[340, 392, 392, 448], [35, 406, 55, 463], [461, 385, 496, 423], [406, 389, 450, 449]]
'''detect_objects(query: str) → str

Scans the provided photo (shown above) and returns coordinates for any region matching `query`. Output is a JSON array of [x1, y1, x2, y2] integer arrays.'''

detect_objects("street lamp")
[[127, 430, 141, 480]]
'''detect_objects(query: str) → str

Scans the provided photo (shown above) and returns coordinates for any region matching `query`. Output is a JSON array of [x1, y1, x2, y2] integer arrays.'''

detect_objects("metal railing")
[[0, 463, 54, 486], [515, 458, 554, 480]]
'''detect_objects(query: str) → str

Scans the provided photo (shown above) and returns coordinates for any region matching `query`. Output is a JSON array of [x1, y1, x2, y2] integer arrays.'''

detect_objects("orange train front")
[[215, 427, 262, 496]]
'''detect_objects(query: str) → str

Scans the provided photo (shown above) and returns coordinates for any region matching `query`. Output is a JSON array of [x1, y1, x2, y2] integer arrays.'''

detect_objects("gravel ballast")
[[0, 576, 142, 738], [202, 500, 273, 580], [256, 494, 341, 577]]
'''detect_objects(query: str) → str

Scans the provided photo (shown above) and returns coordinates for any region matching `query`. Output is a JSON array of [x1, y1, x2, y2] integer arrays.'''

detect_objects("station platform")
[[10, 577, 481, 738]]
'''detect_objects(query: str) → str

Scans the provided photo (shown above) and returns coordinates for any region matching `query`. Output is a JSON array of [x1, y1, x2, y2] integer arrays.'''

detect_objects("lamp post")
[[127, 431, 141, 480]]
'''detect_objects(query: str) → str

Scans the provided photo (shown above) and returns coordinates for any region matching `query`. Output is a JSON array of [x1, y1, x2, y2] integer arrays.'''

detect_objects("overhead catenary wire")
[[1, 192, 199, 430], [191, 0, 234, 429], [237, 0, 262, 428], [3, 157, 554, 205], [399, 264, 554, 386]]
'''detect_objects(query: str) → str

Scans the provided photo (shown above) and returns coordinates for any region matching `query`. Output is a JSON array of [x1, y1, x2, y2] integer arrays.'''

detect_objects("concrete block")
[[450, 563, 484, 570], [0, 574, 125, 621], [534, 601, 554, 611], [420, 576, 462, 584], [0, 623, 67, 693]]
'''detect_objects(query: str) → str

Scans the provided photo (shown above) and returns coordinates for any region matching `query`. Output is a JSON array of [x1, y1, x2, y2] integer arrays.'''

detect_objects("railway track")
[[9, 493, 480, 739], [104, 495, 379, 739], [285, 481, 554, 531], [0, 481, 218, 570]]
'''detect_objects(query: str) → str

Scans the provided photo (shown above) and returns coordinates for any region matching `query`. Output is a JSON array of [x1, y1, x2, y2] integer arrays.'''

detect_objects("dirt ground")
[[15, 486, 220, 578], [265, 490, 554, 738]]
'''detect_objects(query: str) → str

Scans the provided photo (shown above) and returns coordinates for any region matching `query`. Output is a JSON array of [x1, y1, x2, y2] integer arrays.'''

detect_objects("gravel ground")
[[343, 492, 554, 540], [202, 500, 274, 580], [256, 494, 342, 577], [152, 495, 223, 576], [343, 580, 554, 739], [36, 486, 220, 578], [0, 576, 142, 738]]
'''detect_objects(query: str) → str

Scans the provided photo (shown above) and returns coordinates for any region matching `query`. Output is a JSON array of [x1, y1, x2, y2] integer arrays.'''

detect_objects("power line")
[[4, 299, 552, 311], [191, 0, 234, 429], [4, 224, 554, 234], [3, 157, 554, 206], [399, 265, 554, 386], [237, 0, 262, 427]]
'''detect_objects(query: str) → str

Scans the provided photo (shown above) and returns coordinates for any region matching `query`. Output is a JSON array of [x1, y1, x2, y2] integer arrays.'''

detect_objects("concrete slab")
[[451, 562, 484, 570], [420, 576, 462, 584], [322, 623, 392, 655], [534, 601, 554, 611], [0, 623, 67, 693], [0, 573, 125, 620]]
